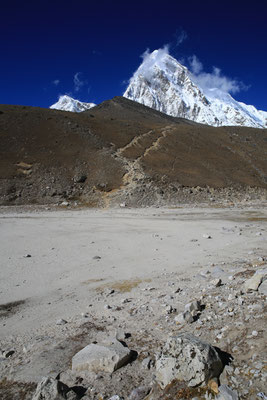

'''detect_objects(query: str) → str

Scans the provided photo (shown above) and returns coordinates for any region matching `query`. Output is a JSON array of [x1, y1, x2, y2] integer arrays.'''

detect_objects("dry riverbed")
[[0, 205, 266, 399]]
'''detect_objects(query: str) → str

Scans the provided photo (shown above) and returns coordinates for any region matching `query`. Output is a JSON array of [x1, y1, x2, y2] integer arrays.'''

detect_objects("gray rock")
[[203, 234, 212, 239], [0, 349, 15, 358], [155, 333, 223, 388], [32, 376, 69, 400], [56, 319, 68, 325], [184, 300, 201, 313], [257, 393, 267, 400], [244, 270, 266, 291], [142, 357, 152, 369], [259, 280, 267, 296], [174, 311, 194, 324], [74, 175, 87, 183], [128, 386, 150, 400], [66, 390, 77, 400], [216, 384, 239, 399], [211, 278, 222, 287], [72, 339, 132, 373], [165, 305, 175, 314], [115, 328, 127, 342]]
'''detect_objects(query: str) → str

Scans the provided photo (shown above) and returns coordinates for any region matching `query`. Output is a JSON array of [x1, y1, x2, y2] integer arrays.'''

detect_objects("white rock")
[[211, 278, 222, 287], [203, 234, 212, 239], [0, 349, 15, 359], [257, 393, 267, 400], [142, 357, 152, 369], [24, 254, 32, 258], [56, 319, 67, 325], [72, 340, 131, 373], [184, 300, 201, 313], [244, 271, 265, 291], [32, 376, 69, 400], [128, 386, 150, 400], [216, 384, 239, 399], [259, 280, 267, 296], [174, 311, 194, 324], [155, 333, 223, 388], [115, 328, 128, 342]]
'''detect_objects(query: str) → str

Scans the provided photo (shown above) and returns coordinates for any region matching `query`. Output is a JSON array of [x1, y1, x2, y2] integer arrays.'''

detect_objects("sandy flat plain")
[[0, 205, 266, 338], [0, 204, 267, 399]]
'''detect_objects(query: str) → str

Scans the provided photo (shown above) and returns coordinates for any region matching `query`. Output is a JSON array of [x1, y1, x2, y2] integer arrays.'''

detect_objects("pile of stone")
[[31, 333, 241, 400]]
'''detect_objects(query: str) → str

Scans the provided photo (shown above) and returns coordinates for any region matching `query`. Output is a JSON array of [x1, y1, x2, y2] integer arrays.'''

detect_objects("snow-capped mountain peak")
[[50, 95, 96, 112], [124, 50, 267, 128]]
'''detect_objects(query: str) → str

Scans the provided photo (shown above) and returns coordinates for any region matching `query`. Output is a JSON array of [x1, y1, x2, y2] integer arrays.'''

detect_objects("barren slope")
[[0, 97, 266, 206]]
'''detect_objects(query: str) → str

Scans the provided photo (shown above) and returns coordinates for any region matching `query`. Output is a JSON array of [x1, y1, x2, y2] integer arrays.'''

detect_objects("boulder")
[[155, 333, 223, 388], [72, 339, 132, 373], [32, 377, 69, 400], [244, 269, 266, 292], [216, 384, 239, 399]]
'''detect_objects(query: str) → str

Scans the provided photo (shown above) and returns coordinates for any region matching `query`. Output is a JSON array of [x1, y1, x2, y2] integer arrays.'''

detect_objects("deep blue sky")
[[1, 0, 266, 110]]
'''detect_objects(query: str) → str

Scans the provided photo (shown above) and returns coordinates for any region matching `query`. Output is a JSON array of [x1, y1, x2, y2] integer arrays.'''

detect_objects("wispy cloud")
[[174, 28, 187, 47], [132, 46, 248, 96], [52, 79, 60, 86], [188, 55, 248, 94], [73, 72, 87, 92], [188, 55, 202, 74]]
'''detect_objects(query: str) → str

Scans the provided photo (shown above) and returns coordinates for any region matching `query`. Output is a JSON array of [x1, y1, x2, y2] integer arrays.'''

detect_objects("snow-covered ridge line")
[[123, 50, 267, 128], [50, 95, 96, 112]]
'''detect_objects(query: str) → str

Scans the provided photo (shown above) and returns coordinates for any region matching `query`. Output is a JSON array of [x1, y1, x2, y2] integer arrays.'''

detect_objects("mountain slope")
[[1, 97, 267, 207], [50, 95, 96, 112], [123, 50, 267, 128]]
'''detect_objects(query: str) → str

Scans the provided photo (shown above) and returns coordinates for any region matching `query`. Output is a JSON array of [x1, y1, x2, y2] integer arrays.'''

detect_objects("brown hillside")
[[0, 97, 266, 206]]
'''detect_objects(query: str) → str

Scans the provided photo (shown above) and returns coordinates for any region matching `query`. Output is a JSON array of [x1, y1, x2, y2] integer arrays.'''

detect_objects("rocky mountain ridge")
[[50, 95, 96, 112], [50, 52, 267, 128], [124, 50, 267, 128]]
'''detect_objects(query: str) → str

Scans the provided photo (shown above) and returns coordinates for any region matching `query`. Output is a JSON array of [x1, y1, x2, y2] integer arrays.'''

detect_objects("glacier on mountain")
[[50, 95, 96, 112], [123, 49, 267, 128]]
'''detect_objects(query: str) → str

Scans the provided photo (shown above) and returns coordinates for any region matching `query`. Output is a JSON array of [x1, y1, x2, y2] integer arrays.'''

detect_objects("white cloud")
[[188, 55, 203, 74], [133, 45, 170, 82], [175, 29, 187, 47], [188, 55, 247, 95], [74, 72, 87, 92], [127, 46, 248, 97], [52, 79, 60, 86]]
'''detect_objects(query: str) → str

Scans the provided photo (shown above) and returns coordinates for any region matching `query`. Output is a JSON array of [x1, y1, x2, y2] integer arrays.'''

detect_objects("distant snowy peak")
[[124, 49, 267, 128], [50, 95, 96, 112]]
